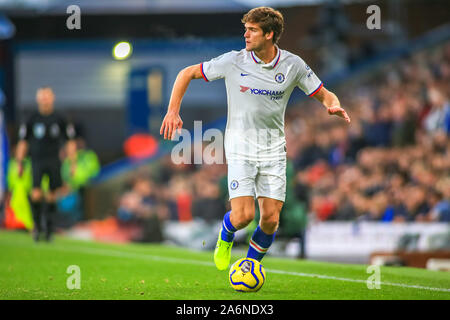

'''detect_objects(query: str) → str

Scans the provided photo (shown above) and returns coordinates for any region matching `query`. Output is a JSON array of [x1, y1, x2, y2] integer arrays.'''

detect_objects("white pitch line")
[[266, 269, 450, 292], [3, 240, 450, 293]]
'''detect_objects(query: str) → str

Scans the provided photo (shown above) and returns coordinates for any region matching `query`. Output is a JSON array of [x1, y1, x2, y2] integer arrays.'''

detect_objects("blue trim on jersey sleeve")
[[200, 63, 209, 82]]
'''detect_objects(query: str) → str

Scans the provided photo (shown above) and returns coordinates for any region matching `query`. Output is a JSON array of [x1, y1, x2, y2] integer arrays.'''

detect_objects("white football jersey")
[[201, 46, 322, 161]]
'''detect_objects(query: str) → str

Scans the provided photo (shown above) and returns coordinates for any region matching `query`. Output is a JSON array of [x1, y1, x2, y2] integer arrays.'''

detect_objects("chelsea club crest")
[[275, 73, 285, 83]]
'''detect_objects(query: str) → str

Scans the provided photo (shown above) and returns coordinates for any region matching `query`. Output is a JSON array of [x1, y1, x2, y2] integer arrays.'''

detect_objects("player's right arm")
[[160, 64, 203, 140]]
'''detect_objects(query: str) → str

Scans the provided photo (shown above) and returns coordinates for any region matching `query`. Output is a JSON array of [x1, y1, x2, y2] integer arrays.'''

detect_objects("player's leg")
[[215, 196, 255, 270], [30, 160, 44, 242], [247, 197, 283, 261], [247, 159, 286, 261], [30, 187, 43, 242], [221, 196, 255, 241], [43, 191, 57, 242], [43, 160, 63, 242], [214, 160, 257, 270]]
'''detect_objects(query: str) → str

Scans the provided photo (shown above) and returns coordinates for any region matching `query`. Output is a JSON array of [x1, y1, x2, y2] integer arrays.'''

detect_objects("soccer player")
[[17, 87, 76, 242], [160, 7, 350, 270]]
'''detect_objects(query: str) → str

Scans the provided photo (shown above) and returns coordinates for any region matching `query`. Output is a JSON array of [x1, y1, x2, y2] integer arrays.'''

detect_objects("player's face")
[[36, 88, 55, 114], [244, 22, 270, 52]]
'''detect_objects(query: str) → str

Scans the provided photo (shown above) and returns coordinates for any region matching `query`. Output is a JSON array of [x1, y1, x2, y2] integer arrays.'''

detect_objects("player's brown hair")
[[241, 7, 284, 44]]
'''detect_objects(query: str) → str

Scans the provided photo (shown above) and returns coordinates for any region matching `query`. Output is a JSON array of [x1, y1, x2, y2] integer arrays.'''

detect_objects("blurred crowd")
[[285, 42, 450, 223], [106, 157, 229, 243]]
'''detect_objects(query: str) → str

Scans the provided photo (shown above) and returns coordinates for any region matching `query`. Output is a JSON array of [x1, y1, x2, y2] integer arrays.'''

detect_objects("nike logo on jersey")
[[240, 73, 250, 76]]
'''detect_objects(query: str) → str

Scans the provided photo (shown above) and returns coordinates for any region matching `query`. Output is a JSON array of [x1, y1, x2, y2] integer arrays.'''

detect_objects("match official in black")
[[17, 87, 76, 242]]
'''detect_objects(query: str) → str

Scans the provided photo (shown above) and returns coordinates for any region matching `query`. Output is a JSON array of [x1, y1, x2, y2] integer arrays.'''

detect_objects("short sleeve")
[[295, 57, 323, 97], [201, 51, 236, 82]]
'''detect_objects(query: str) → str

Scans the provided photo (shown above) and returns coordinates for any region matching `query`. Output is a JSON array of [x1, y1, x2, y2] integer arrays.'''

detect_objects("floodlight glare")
[[113, 42, 132, 60]]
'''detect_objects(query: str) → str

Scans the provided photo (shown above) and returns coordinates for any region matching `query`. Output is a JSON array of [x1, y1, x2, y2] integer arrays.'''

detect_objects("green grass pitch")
[[0, 230, 449, 300]]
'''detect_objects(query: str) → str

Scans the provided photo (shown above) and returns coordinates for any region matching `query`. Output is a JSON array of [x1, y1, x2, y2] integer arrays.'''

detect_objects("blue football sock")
[[220, 211, 237, 242], [247, 225, 276, 261]]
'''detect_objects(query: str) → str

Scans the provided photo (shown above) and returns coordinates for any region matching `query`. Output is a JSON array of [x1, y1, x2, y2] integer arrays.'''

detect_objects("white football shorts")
[[227, 158, 286, 202]]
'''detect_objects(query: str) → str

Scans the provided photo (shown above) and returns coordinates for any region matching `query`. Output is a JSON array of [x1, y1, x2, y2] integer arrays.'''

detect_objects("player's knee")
[[260, 212, 280, 234], [242, 209, 255, 226], [232, 208, 255, 229]]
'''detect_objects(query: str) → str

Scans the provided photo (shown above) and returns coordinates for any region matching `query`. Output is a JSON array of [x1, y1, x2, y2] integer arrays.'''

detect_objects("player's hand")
[[328, 106, 351, 123], [160, 111, 183, 140]]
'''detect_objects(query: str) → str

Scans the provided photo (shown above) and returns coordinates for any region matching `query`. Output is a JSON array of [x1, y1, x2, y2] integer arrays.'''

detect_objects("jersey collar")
[[250, 45, 281, 69]]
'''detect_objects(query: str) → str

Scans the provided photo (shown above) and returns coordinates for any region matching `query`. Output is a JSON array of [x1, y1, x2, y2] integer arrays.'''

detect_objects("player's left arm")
[[312, 86, 351, 123]]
